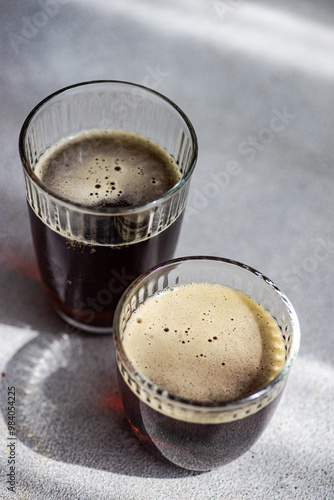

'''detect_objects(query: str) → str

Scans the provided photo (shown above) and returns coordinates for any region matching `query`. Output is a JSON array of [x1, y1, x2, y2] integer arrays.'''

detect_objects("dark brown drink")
[[117, 370, 283, 471], [29, 129, 184, 331], [28, 205, 184, 330]]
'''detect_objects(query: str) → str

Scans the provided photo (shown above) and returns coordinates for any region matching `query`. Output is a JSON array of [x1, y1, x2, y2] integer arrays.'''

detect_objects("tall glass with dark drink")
[[19, 82, 197, 332], [113, 257, 300, 471]]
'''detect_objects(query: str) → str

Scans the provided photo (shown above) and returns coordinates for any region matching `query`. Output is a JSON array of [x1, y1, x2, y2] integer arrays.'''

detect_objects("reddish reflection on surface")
[[0, 248, 40, 281], [99, 392, 124, 412]]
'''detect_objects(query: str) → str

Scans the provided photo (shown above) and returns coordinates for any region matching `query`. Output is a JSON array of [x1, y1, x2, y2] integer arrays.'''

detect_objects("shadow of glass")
[[0, 258, 66, 334], [1, 330, 199, 479]]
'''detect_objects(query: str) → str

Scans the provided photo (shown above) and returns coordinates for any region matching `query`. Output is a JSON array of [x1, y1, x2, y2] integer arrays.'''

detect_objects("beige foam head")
[[34, 129, 181, 207], [123, 282, 285, 403]]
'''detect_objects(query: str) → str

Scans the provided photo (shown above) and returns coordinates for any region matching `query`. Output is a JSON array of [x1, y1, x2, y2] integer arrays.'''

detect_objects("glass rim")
[[18, 80, 198, 216], [113, 255, 301, 415]]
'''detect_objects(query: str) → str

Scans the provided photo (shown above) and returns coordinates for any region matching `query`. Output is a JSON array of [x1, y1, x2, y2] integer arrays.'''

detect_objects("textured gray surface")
[[0, 0, 334, 498]]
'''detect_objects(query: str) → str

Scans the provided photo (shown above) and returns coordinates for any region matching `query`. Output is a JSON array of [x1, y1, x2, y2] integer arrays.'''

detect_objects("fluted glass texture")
[[114, 256, 300, 424], [19, 81, 198, 246]]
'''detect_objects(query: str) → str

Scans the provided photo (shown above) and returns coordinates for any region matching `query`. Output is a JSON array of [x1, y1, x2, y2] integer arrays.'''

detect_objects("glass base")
[[54, 307, 113, 335]]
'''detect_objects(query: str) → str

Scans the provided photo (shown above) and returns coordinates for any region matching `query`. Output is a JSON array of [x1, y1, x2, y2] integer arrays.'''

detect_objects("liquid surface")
[[123, 283, 285, 402], [34, 129, 181, 207]]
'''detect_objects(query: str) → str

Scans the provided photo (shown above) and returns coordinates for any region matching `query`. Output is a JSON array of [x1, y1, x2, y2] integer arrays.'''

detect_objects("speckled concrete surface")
[[0, 1, 333, 498]]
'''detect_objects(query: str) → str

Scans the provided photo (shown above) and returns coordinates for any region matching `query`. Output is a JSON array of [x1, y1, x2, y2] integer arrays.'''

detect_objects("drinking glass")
[[19, 81, 198, 333], [113, 256, 300, 471]]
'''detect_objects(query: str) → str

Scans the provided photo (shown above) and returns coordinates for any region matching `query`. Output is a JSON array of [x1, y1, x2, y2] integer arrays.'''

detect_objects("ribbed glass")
[[19, 81, 198, 246], [114, 256, 300, 425]]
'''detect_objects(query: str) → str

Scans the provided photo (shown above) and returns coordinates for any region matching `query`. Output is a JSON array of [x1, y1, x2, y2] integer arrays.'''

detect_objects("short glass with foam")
[[113, 256, 300, 471]]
